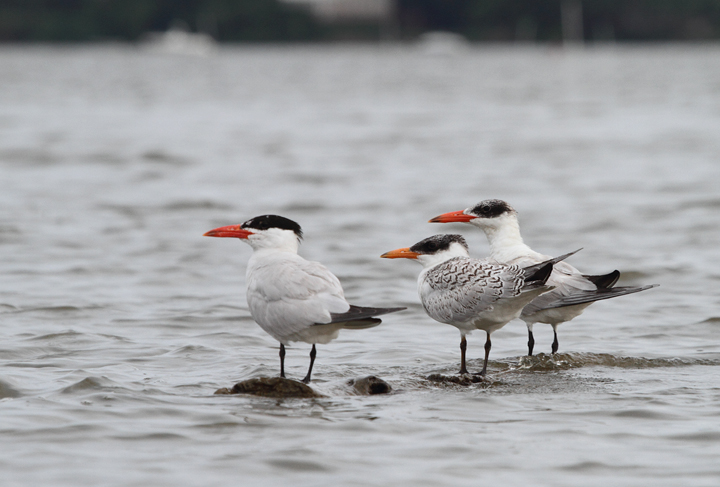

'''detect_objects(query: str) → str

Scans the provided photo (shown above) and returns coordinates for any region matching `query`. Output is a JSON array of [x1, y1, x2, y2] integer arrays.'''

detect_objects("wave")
[[0, 379, 22, 399], [511, 352, 719, 371]]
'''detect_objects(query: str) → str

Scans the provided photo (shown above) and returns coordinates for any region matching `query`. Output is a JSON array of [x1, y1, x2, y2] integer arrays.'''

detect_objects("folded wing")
[[541, 284, 659, 309]]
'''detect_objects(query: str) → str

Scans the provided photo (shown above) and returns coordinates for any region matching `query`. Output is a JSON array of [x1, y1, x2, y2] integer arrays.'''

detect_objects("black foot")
[[301, 344, 317, 384], [527, 330, 535, 356], [279, 343, 286, 378], [459, 336, 468, 375], [481, 332, 491, 377]]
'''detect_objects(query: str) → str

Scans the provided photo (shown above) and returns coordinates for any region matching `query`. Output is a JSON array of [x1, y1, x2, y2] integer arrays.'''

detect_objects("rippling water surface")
[[1, 44, 720, 486]]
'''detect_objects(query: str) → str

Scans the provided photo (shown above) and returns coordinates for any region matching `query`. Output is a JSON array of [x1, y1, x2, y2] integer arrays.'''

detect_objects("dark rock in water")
[[347, 376, 392, 395], [516, 353, 573, 371], [0, 379, 22, 399], [214, 377, 323, 398], [61, 377, 106, 394], [426, 373, 491, 386]]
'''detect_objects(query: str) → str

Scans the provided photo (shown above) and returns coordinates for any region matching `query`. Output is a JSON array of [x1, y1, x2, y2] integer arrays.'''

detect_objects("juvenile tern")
[[205, 215, 404, 383], [430, 199, 658, 355], [381, 234, 569, 376]]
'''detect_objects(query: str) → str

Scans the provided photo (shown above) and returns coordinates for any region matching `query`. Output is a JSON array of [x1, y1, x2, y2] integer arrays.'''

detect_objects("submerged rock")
[[347, 376, 392, 395], [426, 373, 490, 385], [61, 377, 106, 394], [215, 377, 323, 398], [0, 379, 22, 399]]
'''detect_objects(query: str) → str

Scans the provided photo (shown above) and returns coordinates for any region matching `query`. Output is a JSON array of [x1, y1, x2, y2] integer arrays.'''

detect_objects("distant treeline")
[[1, 0, 719, 42], [401, 0, 720, 41], [0, 0, 319, 41]]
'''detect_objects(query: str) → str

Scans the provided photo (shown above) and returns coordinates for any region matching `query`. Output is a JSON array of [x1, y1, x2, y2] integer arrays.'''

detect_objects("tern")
[[430, 199, 658, 356], [381, 234, 569, 376], [204, 214, 404, 383]]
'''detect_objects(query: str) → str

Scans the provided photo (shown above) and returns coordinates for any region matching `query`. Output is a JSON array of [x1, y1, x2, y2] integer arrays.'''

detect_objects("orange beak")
[[428, 210, 476, 223], [381, 247, 419, 259], [203, 225, 254, 239]]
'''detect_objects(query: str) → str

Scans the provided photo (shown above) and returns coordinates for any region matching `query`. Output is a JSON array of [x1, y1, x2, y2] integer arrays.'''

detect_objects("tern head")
[[381, 234, 469, 267], [429, 199, 517, 232], [204, 214, 303, 252]]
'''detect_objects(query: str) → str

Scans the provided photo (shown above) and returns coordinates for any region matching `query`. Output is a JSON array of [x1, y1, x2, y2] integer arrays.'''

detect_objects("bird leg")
[[459, 336, 468, 375], [551, 329, 559, 355], [301, 344, 317, 383], [527, 329, 535, 356], [279, 343, 286, 378], [480, 332, 492, 376]]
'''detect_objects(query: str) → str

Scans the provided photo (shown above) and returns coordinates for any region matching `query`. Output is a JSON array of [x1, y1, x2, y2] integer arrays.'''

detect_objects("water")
[[1, 43, 720, 486]]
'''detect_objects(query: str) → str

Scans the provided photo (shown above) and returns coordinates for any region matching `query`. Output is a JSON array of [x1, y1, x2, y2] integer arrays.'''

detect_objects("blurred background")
[[1, 0, 720, 43]]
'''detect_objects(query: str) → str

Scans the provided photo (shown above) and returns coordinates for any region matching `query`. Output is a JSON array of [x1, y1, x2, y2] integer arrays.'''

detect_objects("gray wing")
[[419, 257, 523, 325], [541, 284, 658, 309], [246, 254, 351, 340]]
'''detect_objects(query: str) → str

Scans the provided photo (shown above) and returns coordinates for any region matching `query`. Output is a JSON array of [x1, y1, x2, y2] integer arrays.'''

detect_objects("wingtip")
[[543, 282, 659, 309], [558, 248, 582, 261], [376, 306, 407, 315]]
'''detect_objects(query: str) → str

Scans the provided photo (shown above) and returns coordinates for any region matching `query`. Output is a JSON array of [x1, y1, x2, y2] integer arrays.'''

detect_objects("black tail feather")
[[583, 270, 620, 289], [317, 305, 405, 327], [522, 248, 582, 281], [524, 262, 553, 286]]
